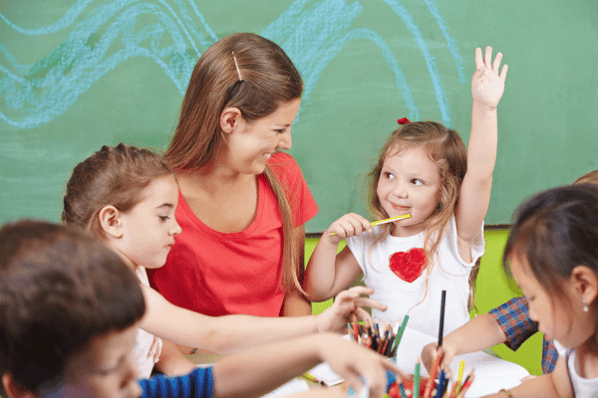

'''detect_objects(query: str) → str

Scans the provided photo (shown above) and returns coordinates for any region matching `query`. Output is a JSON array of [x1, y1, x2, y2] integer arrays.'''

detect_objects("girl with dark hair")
[[482, 184, 598, 398]]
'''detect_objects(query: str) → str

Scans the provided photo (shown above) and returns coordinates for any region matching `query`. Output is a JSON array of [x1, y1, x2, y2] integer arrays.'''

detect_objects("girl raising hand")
[[304, 47, 508, 337]]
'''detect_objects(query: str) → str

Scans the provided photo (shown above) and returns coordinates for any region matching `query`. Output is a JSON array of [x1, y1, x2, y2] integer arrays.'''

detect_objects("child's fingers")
[[499, 63, 509, 81], [354, 307, 374, 326], [484, 46, 493, 67], [491, 52, 503, 73], [343, 371, 364, 395], [344, 285, 375, 297], [474, 47, 484, 70], [354, 296, 388, 312]]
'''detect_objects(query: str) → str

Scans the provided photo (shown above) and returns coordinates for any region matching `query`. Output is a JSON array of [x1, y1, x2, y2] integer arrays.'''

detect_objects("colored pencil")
[[371, 214, 412, 226], [392, 315, 410, 355], [438, 290, 447, 347], [455, 371, 474, 398], [400, 383, 408, 398], [413, 358, 421, 398], [351, 313, 359, 342], [454, 361, 465, 396], [330, 214, 411, 235], [423, 352, 443, 398], [435, 370, 447, 398]]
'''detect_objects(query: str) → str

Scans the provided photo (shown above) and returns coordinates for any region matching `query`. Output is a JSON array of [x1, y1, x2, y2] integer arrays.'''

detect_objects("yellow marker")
[[330, 214, 411, 236]]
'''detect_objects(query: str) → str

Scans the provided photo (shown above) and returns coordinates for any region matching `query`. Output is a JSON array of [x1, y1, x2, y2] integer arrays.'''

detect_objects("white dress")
[[346, 214, 484, 337]]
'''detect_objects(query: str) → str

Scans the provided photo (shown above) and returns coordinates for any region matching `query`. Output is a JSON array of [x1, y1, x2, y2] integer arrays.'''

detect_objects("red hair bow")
[[397, 117, 411, 125]]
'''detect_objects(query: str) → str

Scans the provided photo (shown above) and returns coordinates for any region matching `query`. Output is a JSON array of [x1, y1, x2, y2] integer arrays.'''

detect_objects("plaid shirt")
[[489, 297, 559, 374]]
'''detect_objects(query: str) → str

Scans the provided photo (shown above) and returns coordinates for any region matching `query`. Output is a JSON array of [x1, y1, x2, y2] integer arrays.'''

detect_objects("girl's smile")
[[224, 98, 301, 176], [377, 145, 441, 237]]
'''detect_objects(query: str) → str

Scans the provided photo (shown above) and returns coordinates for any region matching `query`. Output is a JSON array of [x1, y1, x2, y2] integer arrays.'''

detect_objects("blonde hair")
[[62, 144, 174, 238], [366, 121, 470, 308], [164, 33, 304, 294]]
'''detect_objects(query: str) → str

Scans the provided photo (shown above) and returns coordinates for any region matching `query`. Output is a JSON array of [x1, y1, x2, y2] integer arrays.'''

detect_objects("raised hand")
[[316, 286, 388, 333], [471, 46, 508, 109]]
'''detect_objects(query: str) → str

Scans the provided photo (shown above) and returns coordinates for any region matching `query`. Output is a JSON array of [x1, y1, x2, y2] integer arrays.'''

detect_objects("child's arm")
[[212, 332, 407, 398], [140, 284, 385, 354], [455, 47, 508, 260], [154, 339, 197, 376], [481, 355, 573, 398], [303, 213, 372, 302], [420, 313, 506, 373], [281, 224, 314, 316]]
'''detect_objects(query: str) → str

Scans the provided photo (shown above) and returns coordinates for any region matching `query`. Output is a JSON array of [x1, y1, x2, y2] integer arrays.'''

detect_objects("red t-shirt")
[[148, 152, 318, 317]]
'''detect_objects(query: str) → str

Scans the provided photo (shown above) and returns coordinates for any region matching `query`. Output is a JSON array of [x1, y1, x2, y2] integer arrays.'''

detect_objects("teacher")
[[148, 32, 318, 322]]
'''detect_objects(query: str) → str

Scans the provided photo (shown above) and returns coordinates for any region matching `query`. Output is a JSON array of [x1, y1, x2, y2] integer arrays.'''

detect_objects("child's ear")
[[2, 374, 36, 398], [220, 107, 244, 134], [571, 265, 598, 307], [98, 205, 123, 239]]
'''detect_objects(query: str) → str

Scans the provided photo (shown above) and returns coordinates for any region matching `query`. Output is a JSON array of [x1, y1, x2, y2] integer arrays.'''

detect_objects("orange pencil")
[[423, 352, 443, 398]]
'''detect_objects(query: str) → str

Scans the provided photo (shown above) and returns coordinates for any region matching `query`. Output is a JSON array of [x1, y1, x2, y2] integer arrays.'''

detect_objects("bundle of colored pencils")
[[347, 314, 409, 358], [387, 359, 475, 398]]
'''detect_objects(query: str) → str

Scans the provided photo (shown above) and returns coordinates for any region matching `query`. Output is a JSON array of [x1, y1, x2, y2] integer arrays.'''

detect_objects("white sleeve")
[[444, 214, 485, 268]]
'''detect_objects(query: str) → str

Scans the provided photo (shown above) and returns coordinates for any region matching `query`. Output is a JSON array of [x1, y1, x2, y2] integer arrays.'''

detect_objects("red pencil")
[[351, 313, 359, 342], [423, 353, 443, 398], [455, 370, 475, 398]]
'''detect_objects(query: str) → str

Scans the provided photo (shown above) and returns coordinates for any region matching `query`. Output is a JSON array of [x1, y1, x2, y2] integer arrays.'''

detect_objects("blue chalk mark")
[[0, 0, 94, 35], [382, 0, 451, 126], [422, 0, 467, 83], [1, 0, 462, 129]]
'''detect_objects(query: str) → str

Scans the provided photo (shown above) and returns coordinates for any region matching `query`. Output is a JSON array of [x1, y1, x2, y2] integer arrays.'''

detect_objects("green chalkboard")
[[1, 0, 598, 233]]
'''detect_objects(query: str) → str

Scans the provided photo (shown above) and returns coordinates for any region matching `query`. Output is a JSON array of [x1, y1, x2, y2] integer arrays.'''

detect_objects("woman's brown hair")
[[164, 33, 304, 293], [62, 143, 174, 238]]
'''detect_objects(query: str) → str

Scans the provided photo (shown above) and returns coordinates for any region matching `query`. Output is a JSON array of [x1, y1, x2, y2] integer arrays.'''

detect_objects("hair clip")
[[397, 117, 411, 125], [231, 52, 244, 81]]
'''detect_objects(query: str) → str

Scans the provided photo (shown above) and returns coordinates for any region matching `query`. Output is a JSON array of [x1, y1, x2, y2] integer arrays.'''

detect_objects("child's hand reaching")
[[471, 46, 508, 110], [317, 333, 408, 397], [326, 213, 372, 244], [316, 286, 388, 333]]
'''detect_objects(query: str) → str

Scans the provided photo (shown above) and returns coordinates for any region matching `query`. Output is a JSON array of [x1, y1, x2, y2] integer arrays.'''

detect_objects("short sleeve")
[[139, 366, 214, 398], [444, 214, 484, 267], [489, 297, 539, 351], [267, 152, 318, 227]]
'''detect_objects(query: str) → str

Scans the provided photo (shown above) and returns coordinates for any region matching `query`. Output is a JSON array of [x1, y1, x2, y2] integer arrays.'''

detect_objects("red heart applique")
[[389, 248, 427, 283]]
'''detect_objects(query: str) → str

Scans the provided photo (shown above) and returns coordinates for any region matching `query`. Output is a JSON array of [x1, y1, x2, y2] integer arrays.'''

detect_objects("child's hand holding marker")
[[328, 214, 412, 240]]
